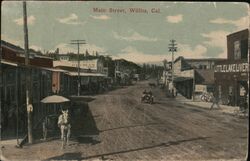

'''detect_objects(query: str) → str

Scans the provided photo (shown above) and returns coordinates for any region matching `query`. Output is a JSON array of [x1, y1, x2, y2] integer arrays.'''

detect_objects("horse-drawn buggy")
[[141, 90, 154, 104]]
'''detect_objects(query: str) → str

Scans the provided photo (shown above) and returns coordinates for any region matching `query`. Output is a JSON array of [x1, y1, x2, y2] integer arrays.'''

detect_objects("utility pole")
[[168, 39, 177, 96], [70, 40, 86, 96], [163, 59, 168, 88], [23, 1, 33, 144]]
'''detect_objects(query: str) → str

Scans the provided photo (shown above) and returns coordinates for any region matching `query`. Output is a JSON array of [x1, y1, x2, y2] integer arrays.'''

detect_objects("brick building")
[[214, 29, 249, 106]]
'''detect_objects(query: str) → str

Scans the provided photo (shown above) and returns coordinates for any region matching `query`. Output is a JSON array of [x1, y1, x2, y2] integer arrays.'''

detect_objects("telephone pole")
[[163, 59, 168, 88], [70, 40, 86, 96], [168, 39, 177, 96], [23, 1, 33, 144]]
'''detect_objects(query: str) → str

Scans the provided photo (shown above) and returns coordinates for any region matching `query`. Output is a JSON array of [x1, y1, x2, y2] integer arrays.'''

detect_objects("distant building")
[[214, 29, 249, 106], [114, 59, 141, 85], [162, 56, 225, 99], [53, 59, 105, 74], [59, 55, 70, 61]]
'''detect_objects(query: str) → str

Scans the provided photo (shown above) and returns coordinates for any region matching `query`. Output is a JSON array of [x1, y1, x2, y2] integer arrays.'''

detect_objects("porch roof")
[[65, 72, 106, 77], [173, 76, 193, 82]]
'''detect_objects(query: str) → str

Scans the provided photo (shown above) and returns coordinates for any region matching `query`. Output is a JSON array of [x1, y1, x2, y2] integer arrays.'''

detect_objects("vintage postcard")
[[0, 1, 249, 161]]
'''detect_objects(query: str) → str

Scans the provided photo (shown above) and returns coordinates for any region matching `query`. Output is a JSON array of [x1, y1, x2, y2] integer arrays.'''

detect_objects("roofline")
[[1, 40, 48, 57], [185, 58, 227, 61], [227, 28, 249, 37]]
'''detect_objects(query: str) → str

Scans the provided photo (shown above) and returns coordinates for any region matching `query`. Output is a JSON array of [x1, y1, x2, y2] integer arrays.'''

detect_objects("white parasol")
[[41, 95, 70, 104]]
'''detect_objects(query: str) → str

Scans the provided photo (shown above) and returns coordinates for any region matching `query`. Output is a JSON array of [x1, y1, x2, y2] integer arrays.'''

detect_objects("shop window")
[[218, 85, 222, 100], [240, 39, 248, 60], [32, 83, 39, 103], [6, 70, 15, 84], [21, 84, 26, 104], [234, 40, 241, 60], [6, 86, 15, 103]]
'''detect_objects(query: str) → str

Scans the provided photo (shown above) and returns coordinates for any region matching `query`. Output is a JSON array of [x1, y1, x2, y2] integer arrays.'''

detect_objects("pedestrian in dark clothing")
[[210, 92, 220, 110], [228, 92, 233, 106], [42, 116, 48, 140]]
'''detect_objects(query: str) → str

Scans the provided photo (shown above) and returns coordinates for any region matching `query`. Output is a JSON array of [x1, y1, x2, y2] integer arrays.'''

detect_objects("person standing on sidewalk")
[[42, 116, 49, 140], [210, 91, 220, 110], [228, 92, 233, 106]]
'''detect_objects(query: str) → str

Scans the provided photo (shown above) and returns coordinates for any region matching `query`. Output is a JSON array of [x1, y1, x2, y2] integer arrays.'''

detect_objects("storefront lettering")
[[215, 63, 248, 73]]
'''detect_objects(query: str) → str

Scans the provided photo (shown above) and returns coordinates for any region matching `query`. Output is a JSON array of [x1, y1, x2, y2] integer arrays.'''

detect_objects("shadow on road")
[[44, 152, 82, 161], [70, 102, 100, 145], [44, 136, 210, 161], [74, 136, 101, 145]]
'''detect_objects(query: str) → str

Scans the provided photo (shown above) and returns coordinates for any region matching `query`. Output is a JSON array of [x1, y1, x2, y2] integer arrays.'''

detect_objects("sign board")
[[72, 59, 99, 70], [240, 86, 246, 96], [214, 63, 248, 73], [195, 85, 207, 92], [54, 59, 100, 70]]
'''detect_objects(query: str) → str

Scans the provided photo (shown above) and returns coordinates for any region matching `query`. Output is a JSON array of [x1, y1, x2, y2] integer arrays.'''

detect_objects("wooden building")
[[1, 40, 55, 137]]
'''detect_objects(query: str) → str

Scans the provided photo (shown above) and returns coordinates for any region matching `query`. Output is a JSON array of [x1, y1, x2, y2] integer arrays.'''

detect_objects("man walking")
[[210, 91, 220, 110]]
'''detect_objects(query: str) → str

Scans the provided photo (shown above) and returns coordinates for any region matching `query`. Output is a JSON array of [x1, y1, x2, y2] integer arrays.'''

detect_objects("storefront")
[[214, 29, 249, 106], [214, 60, 248, 106]]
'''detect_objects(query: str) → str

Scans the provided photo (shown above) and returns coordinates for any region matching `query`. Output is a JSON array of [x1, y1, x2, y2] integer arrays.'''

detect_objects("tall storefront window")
[[218, 85, 222, 101], [234, 40, 241, 60], [240, 39, 248, 59]]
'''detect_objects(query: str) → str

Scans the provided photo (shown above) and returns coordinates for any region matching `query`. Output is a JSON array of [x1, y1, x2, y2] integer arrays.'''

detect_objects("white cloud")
[[1, 34, 23, 47], [90, 15, 111, 20], [176, 44, 208, 59], [14, 15, 36, 26], [50, 43, 106, 54], [210, 16, 249, 31], [30, 45, 43, 52], [57, 13, 85, 25], [116, 46, 167, 63], [85, 44, 106, 54], [201, 30, 230, 58], [116, 44, 207, 63], [113, 31, 158, 42], [2, 34, 43, 52], [166, 14, 183, 23]]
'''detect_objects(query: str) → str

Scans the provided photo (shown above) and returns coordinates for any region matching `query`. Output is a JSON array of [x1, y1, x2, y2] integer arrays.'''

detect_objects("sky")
[[1, 1, 249, 64]]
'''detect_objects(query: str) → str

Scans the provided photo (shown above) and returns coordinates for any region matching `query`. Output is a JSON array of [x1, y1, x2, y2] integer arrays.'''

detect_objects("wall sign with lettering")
[[214, 63, 249, 73]]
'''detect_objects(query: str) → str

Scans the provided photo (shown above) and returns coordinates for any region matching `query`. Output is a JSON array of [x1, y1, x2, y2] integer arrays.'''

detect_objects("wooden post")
[[70, 40, 86, 96], [23, 1, 33, 144], [192, 70, 195, 101], [16, 67, 19, 145]]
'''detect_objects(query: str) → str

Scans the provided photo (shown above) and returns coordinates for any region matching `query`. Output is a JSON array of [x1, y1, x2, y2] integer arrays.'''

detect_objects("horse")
[[58, 110, 71, 149]]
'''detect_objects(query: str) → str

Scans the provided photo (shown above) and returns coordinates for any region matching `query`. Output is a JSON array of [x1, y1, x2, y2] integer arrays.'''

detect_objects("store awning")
[[173, 77, 193, 82], [1, 60, 18, 66], [65, 72, 107, 77], [41, 67, 67, 72]]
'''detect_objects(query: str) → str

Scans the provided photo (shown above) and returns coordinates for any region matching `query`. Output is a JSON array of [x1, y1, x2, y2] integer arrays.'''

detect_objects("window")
[[234, 41, 241, 60], [32, 83, 39, 103], [218, 85, 222, 100], [240, 39, 248, 59]]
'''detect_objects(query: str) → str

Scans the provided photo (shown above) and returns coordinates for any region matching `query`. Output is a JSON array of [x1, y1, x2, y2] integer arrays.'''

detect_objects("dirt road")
[[1, 81, 248, 161]]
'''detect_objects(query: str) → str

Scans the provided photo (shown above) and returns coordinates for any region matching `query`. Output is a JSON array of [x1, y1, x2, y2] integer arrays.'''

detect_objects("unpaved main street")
[[1, 81, 248, 160]]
